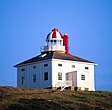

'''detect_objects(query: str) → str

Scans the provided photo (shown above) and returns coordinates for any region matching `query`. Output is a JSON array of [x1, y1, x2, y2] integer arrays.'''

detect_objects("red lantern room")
[[40, 28, 69, 54]]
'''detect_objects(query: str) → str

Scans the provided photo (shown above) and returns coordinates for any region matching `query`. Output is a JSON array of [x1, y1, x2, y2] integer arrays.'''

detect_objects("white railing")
[[66, 80, 73, 86], [40, 45, 65, 52], [55, 80, 72, 88]]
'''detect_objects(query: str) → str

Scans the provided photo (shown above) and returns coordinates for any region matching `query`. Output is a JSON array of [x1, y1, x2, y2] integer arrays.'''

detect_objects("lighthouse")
[[40, 28, 69, 54], [14, 28, 96, 91]]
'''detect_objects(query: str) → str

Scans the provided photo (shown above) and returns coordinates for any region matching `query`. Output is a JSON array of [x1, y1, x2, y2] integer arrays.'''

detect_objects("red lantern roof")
[[46, 28, 63, 40]]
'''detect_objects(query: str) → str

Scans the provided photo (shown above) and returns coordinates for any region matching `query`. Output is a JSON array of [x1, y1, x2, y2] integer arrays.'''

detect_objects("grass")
[[0, 86, 112, 110]]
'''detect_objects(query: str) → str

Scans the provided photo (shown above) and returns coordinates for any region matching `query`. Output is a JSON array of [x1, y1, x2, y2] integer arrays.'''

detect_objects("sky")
[[0, 0, 112, 91]]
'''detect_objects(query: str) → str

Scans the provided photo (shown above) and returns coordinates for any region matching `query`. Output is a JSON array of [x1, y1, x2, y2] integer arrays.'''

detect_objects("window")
[[85, 67, 89, 70], [60, 40, 62, 45], [44, 64, 48, 67], [33, 75, 36, 83], [44, 72, 48, 80], [51, 40, 53, 42], [57, 40, 59, 44], [21, 76, 25, 85], [33, 66, 36, 69], [72, 65, 75, 68], [58, 72, 62, 80], [81, 75, 85, 80], [58, 64, 62, 66], [21, 68, 25, 71], [54, 40, 56, 44]]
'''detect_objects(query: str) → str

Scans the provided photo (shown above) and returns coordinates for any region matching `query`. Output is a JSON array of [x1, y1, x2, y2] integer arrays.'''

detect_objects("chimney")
[[63, 33, 69, 54]]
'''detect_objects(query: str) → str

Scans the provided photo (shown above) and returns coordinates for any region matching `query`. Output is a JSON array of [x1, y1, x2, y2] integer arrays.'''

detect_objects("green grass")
[[0, 86, 112, 110]]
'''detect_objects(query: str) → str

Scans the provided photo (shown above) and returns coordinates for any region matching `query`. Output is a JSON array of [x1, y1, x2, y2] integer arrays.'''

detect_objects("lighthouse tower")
[[40, 28, 69, 54]]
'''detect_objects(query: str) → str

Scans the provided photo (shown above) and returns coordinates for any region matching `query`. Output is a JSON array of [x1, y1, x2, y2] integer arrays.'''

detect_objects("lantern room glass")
[[46, 39, 63, 45]]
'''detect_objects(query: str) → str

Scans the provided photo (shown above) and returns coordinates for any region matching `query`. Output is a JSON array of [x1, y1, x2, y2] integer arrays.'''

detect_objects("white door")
[[66, 71, 77, 86]]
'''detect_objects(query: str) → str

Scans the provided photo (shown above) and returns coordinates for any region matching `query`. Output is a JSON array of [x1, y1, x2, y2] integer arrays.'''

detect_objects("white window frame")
[[58, 72, 62, 80], [81, 74, 85, 80]]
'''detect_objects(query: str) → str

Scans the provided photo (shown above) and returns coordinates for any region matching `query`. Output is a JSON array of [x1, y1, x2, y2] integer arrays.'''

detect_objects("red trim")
[[52, 28, 62, 38], [46, 28, 63, 39], [63, 34, 69, 54], [52, 30, 57, 38]]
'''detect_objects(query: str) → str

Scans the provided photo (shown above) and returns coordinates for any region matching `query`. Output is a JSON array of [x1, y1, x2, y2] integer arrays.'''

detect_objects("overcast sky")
[[0, 0, 112, 91]]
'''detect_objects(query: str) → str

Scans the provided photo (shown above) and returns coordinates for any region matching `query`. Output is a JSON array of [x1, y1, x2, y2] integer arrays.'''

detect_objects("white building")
[[14, 28, 96, 91]]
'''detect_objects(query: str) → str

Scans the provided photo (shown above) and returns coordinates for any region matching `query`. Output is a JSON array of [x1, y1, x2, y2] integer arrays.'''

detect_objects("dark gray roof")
[[14, 52, 95, 67]]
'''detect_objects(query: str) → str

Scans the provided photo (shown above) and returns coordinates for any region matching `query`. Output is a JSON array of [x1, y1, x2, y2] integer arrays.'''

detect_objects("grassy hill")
[[0, 86, 112, 110]]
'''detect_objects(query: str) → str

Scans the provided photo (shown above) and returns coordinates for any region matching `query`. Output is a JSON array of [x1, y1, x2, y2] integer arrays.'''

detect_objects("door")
[[66, 71, 77, 86]]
